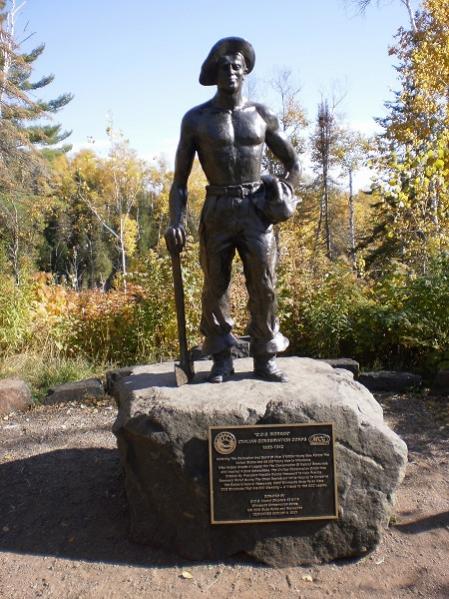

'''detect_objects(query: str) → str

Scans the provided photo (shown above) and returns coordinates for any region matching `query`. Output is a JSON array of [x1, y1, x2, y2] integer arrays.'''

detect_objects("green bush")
[[0, 274, 35, 353], [279, 254, 449, 376], [279, 260, 364, 359], [2, 244, 449, 381]]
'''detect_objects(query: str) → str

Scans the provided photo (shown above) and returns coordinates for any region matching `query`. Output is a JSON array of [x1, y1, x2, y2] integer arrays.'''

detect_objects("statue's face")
[[216, 53, 246, 92]]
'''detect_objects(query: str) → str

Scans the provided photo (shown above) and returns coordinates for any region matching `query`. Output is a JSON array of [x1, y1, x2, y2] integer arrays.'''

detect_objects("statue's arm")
[[260, 106, 300, 188], [165, 114, 196, 253]]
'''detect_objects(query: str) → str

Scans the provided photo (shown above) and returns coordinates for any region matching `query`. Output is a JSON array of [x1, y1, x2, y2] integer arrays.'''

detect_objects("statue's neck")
[[213, 88, 246, 110]]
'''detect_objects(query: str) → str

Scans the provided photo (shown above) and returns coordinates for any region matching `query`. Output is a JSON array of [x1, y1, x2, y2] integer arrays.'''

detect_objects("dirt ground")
[[0, 390, 448, 599]]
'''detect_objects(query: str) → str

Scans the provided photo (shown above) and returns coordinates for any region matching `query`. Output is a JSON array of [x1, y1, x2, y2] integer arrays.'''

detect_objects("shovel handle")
[[170, 251, 194, 383]]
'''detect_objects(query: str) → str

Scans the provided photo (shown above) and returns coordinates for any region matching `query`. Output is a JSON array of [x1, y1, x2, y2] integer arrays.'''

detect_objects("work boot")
[[209, 349, 234, 384], [253, 354, 288, 383]]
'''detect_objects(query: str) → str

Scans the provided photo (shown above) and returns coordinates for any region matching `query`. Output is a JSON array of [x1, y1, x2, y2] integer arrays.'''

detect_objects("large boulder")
[[112, 357, 407, 567], [0, 378, 32, 415], [358, 371, 422, 392]]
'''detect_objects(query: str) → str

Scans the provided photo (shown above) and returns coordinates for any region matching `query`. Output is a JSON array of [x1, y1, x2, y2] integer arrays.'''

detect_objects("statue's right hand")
[[164, 225, 186, 254]]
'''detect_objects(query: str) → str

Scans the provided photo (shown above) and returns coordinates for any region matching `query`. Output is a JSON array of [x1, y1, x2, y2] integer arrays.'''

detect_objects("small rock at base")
[[44, 378, 104, 405], [358, 371, 422, 392], [0, 379, 32, 415], [320, 358, 360, 378]]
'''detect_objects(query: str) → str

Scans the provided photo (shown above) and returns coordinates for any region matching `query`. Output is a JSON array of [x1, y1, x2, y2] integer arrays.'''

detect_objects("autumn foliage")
[[2, 1, 449, 396]]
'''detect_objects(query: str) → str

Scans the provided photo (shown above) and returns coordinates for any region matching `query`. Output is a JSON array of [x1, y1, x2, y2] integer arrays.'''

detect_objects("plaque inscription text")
[[209, 423, 337, 524]]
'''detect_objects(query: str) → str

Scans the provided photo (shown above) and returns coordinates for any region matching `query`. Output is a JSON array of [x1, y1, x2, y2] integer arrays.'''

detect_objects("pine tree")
[[0, 0, 72, 184], [0, 0, 72, 283]]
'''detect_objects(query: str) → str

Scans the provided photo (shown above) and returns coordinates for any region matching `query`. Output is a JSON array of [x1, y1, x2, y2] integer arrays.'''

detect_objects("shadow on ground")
[[0, 448, 198, 567], [394, 511, 449, 534]]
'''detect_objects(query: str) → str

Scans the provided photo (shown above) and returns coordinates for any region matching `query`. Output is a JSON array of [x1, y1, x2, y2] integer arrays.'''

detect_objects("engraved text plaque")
[[209, 423, 338, 524]]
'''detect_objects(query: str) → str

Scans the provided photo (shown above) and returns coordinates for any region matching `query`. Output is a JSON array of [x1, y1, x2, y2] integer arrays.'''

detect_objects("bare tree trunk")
[[77, 190, 129, 291], [320, 102, 332, 259], [88, 237, 96, 289], [314, 204, 323, 256], [0, 197, 21, 286], [11, 200, 20, 286], [401, 0, 417, 33], [323, 165, 331, 260], [429, 179, 439, 228], [68, 248, 80, 291], [348, 169, 356, 270], [156, 212, 163, 247], [0, 1, 27, 116], [119, 216, 127, 293]]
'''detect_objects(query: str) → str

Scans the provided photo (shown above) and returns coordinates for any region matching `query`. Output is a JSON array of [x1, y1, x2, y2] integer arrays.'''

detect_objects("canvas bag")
[[253, 175, 299, 225]]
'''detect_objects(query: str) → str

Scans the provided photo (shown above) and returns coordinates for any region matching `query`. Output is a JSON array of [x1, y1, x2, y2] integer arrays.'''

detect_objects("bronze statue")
[[165, 37, 300, 384]]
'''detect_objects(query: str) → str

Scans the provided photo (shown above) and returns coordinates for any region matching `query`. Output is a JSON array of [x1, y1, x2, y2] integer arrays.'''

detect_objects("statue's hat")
[[199, 37, 255, 86]]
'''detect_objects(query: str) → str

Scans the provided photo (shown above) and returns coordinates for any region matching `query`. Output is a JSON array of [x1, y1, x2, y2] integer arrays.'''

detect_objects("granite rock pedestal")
[[111, 357, 407, 567]]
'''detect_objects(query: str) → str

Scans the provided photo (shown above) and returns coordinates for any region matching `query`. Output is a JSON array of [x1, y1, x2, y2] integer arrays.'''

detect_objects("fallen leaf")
[[181, 571, 193, 579]]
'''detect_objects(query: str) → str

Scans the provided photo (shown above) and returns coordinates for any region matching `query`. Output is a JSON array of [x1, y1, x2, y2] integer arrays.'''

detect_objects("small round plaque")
[[213, 431, 237, 455]]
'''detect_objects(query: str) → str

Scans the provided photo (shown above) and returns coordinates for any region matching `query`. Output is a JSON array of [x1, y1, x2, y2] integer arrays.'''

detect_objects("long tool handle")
[[170, 251, 194, 384]]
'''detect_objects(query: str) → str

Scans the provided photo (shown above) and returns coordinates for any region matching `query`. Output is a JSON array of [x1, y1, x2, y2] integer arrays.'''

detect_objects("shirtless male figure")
[[165, 37, 300, 383]]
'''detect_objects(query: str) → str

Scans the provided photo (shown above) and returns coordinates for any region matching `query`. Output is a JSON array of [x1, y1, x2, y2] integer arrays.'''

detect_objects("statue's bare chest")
[[196, 107, 266, 147]]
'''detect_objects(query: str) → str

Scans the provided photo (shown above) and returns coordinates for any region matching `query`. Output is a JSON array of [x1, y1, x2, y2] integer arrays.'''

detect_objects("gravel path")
[[0, 392, 448, 598]]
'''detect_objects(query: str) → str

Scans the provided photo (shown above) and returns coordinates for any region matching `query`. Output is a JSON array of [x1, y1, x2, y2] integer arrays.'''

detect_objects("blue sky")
[[16, 0, 417, 166]]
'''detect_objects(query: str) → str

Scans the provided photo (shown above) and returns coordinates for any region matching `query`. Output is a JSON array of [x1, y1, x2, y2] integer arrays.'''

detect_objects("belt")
[[206, 181, 262, 198]]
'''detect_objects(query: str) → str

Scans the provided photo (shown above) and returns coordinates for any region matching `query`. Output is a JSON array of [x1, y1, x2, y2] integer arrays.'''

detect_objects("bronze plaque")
[[209, 423, 338, 524]]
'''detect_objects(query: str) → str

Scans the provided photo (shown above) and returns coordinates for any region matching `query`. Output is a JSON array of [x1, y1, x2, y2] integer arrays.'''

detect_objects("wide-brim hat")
[[199, 37, 255, 86]]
